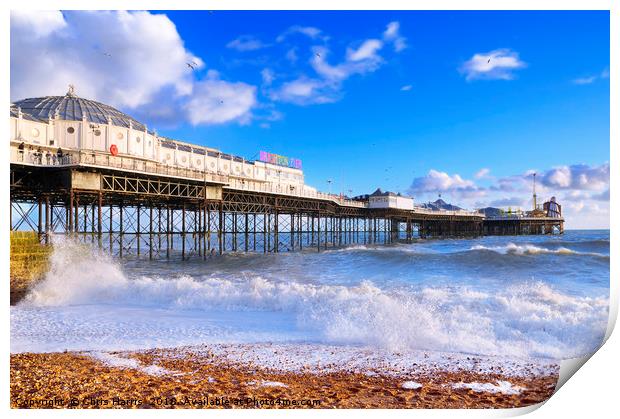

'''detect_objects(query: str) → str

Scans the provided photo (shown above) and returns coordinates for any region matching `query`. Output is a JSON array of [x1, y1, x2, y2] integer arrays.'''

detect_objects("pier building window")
[[117, 132, 124, 140], [136, 137, 141, 143], [31, 128, 39, 137], [67, 127, 75, 134], [94, 129, 101, 136]]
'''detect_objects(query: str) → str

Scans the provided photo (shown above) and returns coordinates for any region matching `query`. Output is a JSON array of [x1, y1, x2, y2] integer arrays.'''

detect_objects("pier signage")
[[259, 151, 302, 169]]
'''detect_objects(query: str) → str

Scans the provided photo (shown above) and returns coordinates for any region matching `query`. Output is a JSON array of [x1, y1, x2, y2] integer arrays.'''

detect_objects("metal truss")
[[102, 174, 206, 200]]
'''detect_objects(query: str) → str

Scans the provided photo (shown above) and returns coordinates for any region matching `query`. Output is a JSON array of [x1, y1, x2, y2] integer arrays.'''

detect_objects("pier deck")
[[10, 152, 563, 260]]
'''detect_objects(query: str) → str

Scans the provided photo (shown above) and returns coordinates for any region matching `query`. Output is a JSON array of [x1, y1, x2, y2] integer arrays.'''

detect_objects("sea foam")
[[12, 239, 608, 360]]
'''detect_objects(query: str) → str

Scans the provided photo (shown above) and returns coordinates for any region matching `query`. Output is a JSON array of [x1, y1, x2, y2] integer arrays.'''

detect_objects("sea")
[[11, 230, 609, 363]]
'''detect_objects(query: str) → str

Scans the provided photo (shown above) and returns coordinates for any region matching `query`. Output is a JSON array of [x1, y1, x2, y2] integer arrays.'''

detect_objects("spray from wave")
[[15, 239, 609, 360]]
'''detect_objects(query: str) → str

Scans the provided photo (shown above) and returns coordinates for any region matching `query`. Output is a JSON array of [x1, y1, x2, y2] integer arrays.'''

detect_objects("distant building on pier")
[[366, 188, 414, 210]]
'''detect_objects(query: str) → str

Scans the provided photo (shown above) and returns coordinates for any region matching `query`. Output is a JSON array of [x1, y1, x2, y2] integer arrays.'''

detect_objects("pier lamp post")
[[327, 179, 332, 195]]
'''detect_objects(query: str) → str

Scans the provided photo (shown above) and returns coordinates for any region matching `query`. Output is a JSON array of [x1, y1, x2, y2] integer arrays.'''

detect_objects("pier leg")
[[253, 213, 257, 252], [182, 204, 186, 260], [166, 206, 170, 258], [245, 213, 249, 252], [97, 192, 102, 248], [119, 204, 124, 259], [149, 206, 153, 260], [218, 205, 223, 255], [137, 205, 141, 256], [291, 214, 295, 251], [317, 213, 321, 252], [45, 196, 50, 244], [274, 210, 279, 252]]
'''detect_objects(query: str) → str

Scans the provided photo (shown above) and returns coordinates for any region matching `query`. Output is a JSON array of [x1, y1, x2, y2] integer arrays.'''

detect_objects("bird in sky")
[[487, 58, 491, 63], [102, 52, 112, 57], [315, 53, 321, 58], [186, 61, 198, 70]]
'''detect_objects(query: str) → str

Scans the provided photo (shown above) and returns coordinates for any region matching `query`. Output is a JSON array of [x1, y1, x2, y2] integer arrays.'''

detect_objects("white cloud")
[[572, 68, 610, 85], [474, 168, 491, 179], [311, 45, 383, 82], [409, 163, 609, 229], [277, 25, 325, 42], [11, 10, 266, 127], [346, 39, 383, 62], [271, 21, 403, 107], [227, 35, 270, 52], [285, 47, 298, 63], [270, 77, 337, 105], [261, 68, 275, 86], [488, 197, 527, 208], [409, 170, 486, 199], [573, 76, 597, 85], [460, 48, 526, 81], [184, 73, 257, 125], [400, 84, 412, 91], [11, 10, 202, 109], [383, 21, 407, 52], [11, 10, 66, 38], [541, 163, 609, 191]]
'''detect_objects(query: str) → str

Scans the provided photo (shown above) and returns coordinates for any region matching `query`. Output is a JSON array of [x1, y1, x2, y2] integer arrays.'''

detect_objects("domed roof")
[[10, 90, 150, 132]]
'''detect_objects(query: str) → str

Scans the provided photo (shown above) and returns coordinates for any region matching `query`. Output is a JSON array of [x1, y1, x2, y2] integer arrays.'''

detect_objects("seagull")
[[315, 53, 321, 58], [186, 61, 198, 70], [487, 58, 491, 63], [219, 100, 224, 104], [102, 52, 112, 58]]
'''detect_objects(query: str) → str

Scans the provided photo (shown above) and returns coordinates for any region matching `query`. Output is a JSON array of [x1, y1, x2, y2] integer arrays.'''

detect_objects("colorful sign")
[[259, 151, 302, 170]]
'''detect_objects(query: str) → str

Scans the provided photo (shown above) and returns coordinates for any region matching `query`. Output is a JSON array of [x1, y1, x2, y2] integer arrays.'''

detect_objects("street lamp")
[[327, 179, 332, 195]]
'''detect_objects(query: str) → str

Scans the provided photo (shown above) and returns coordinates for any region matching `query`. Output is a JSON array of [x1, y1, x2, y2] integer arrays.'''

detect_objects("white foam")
[[11, 239, 608, 360], [402, 381, 423, 390], [452, 380, 524, 395], [471, 243, 607, 258], [248, 380, 288, 388], [87, 351, 173, 376], [174, 343, 558, 378]]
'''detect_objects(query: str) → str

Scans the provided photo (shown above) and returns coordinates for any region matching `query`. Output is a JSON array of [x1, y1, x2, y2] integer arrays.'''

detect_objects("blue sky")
[[10, 10, 610, 228]]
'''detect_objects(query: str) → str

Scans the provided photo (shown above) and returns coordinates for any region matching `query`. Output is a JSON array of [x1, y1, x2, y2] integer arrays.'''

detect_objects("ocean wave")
[[470, 243, 609, 259], [16, 239, 609, 360]]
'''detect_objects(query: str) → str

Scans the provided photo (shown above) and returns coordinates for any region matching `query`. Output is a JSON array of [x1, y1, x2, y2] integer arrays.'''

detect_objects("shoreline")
[[11, 343, 559, 409]]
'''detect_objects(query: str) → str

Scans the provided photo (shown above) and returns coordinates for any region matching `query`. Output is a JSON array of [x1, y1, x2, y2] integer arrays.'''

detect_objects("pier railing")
[[10, 143, 480, 215], [226, 178, 367, 208], [10, 143, 228, 184]]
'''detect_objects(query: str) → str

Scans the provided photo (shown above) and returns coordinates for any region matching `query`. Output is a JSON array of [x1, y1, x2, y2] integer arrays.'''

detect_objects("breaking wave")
[[15, 239, 609, 360]]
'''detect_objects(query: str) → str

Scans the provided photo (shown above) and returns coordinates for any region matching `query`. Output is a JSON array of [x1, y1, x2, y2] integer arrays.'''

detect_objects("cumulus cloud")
[[11, 10, 200, 108], [383, 21, 407, 52], [184, 72, 257, 125], [541, 163, 609, 191], [400, 84, 412, 91], [11, 10, 261, 127], [410, 163, 609, 229], [227, 35, 270, 52], [460, 48, 526, 81], [408, 170, 486, 199]]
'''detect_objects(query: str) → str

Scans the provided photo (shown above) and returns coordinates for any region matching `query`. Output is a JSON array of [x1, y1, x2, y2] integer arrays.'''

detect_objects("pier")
[[9, 92, 564, 260]]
